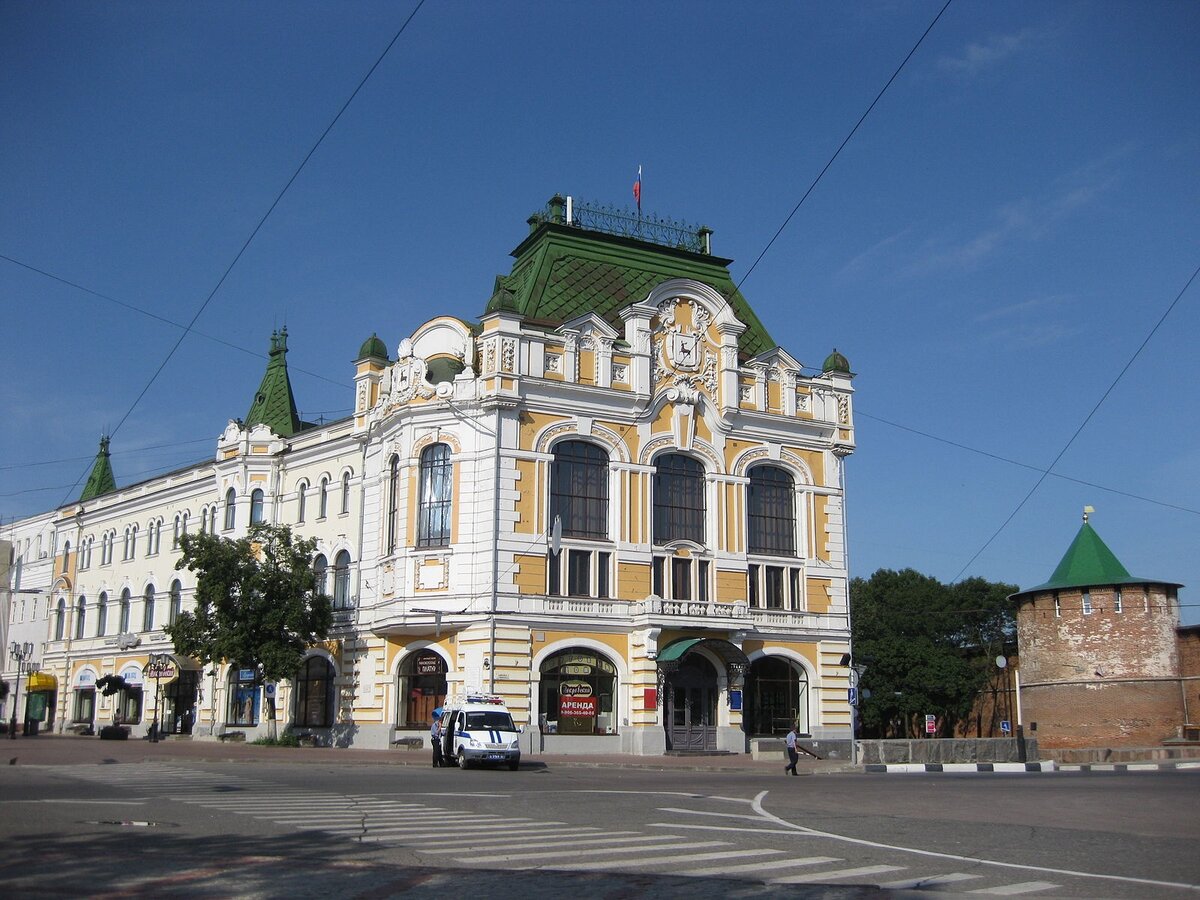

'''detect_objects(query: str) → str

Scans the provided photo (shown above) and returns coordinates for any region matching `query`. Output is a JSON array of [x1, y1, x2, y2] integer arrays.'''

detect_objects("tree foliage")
[[851, 568, 1017, 739], [166, 523, 332, 726]]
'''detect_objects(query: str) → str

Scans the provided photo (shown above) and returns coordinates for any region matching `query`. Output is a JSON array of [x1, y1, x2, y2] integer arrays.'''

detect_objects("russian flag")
[[633, 165, 642, 212]]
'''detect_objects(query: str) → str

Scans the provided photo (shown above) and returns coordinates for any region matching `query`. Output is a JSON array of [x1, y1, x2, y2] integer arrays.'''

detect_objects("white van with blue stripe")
[[440, 694, 522, 770]]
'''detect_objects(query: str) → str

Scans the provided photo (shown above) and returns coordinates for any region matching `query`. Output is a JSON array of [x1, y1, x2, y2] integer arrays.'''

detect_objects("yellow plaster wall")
[[806, 577, 832, 614], [716, 569, 748, 604], [650, 404, 672, 434], [767, 379, 781, 412], [518, 412, 567, 451], [578, 349, 595, 385], [618, 560, 651, 600], [513, 551, 547, 595], [813, 497, 830, 561], [513, 458, 538, 535], [534, 630, 628, 662]]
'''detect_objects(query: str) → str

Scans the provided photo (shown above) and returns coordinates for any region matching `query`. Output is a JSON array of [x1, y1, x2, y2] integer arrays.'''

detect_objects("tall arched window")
[[653, 454, 705, 545], [75, 596, 86, 639], [143, 586, 156, 632], [250, 488, 265, 525], [119, 588, 131, 633], [173, 515, 182, 548], [386, 456, 400, 553], [294, 656, 335, 728], [550, 441, 609, 538], [55, 597, 66, 640], [169, 580, 183, 625], [417, 444, 452, 548], [297, 481, 308, 523], [313, 554, 328, 596], [539, 649, 618, 736], [228, 666, 259, 727], [747, 465, 796, 556], [97, 591, 108, 637], [340, 472, 351, 515], [61, 540, 71, 571], [224, 488, 236, 530], [319, 478, 329, 519], [333, 550, 351, 609]]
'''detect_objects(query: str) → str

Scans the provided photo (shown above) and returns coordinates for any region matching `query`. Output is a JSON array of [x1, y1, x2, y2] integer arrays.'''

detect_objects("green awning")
[[656, 638, 750, 675], [657, 638, 704, 664]]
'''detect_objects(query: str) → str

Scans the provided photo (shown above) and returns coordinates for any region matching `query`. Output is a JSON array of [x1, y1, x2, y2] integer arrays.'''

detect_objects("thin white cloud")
[[938, 29, 1039, 77]]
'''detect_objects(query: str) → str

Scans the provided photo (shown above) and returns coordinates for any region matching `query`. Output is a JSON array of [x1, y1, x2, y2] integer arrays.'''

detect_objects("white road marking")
[[560, 848, 785, 872], [686, 856, 842, 877], [32, 799, 147, 805], [879, 872, 983, 889], [771, 864, 905, 884], [423, 833, 672, 855], [647, 821, 802, 836], [967, 882, 1062, 895], [464, 839, 726, 865]]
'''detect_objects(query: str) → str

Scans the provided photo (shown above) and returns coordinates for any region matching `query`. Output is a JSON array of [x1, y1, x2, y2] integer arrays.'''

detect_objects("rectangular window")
[[789, 568, 802, 610], [597, 552, 611, 599], [671, 558, 692, 602], [1054, 593, 1061, 617], [697, 560, 710, 603], [765, 566, 785, 609], [747, 564, 804, 611], [748, 564, 760, 608], [1114, 588, 1123, 613], [567, 549, 591, 597], [547, 551, 561, 597], [1082, 591, 1093, 615], [652, 557, 664, 597]]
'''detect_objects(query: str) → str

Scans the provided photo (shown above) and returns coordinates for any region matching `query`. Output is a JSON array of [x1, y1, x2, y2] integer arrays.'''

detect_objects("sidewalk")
[[1, 732, 854, 775]]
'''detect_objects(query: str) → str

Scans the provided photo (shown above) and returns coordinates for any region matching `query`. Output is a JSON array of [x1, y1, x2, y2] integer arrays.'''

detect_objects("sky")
[[2, 1, 1197, 622]]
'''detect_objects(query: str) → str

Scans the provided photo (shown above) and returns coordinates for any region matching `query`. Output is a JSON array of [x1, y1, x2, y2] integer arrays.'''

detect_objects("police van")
[[439, 694, 522, 770]]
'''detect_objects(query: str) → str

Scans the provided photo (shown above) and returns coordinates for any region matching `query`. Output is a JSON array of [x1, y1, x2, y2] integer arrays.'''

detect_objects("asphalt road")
[[1, 759, 1197, 898]]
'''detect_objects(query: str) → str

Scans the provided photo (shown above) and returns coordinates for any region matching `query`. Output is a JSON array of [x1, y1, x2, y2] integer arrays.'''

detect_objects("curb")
[[864, 761, 1056, 773], [1056, 761, 1200, 772]]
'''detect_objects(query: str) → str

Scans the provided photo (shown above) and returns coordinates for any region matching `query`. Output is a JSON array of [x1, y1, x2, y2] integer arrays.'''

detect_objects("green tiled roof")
[[1014, 520, 1178, 596], [80, 436, 116, 501], [486, 219, 775, 358], [244, 328, 302, 438]]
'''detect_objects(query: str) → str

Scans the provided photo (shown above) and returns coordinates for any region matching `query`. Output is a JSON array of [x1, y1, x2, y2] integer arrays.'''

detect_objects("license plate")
[[487, 754, 504, 760]]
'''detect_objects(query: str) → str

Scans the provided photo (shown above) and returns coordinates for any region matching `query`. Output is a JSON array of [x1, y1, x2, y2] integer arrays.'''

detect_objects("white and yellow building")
[[2, 196, 857, 754]]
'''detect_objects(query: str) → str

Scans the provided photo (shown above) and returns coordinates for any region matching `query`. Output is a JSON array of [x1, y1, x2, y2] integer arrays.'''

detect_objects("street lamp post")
[[8, 642, 36, 739]]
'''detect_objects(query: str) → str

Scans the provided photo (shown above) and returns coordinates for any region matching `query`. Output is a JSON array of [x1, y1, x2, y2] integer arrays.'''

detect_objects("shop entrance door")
[[666, 656, 718, 751], [163, 671, 199, 734]]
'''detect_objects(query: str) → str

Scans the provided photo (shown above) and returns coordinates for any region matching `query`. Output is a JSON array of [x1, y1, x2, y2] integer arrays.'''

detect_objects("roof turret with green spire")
[[1013, 508, 1181, 598], [244, 328, 303, 437], [80, 436, 117, 501]]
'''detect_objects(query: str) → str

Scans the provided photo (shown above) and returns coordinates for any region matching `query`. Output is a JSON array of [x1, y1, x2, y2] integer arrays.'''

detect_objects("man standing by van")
[[431, 710, 444, 768]]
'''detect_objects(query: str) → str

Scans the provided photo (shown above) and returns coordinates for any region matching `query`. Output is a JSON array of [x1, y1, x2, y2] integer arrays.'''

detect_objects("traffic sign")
[[1000, 719, 1011, 734], [847, 687, 858, 706], [925, 714, 936, 735]]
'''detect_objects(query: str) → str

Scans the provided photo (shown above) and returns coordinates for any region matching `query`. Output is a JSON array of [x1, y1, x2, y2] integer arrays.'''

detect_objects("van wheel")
[[457, 749, 470, 769]]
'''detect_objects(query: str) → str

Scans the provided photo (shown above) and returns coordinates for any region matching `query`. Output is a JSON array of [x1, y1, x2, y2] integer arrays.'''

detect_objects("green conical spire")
[[80, 436, 117, 501], [244, 328, 302, 437]]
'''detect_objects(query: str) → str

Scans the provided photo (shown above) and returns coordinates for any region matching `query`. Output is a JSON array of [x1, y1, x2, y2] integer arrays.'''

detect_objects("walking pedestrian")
[[431, 710, 444, 768], [784, 724, 799, 775]]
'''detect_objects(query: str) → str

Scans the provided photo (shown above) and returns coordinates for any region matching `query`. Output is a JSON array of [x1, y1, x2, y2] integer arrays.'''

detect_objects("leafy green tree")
[[166, 523, 332, 737], [851, 568, 1016, 738]]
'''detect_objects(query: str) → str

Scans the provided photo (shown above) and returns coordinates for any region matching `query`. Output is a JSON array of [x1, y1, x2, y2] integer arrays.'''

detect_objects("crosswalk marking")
[[879, 872, 983, 889], [686, 856, 842, 877], [559, 848, 785, 873], [424, 833, 677, 856], [967, 882, 1061, 895], [770, 864, 906, 884], [465, 839, 727, 865], [416, 830, 639, 850]]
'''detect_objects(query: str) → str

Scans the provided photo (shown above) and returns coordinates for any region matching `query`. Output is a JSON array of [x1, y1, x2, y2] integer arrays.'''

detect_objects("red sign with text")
[[559, 696, 598, 718]]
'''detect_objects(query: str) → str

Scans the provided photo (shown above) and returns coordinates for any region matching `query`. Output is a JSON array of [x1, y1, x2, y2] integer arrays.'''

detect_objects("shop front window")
[[294, 656, 335, 728], [228, 667, 260, 726], [397, 650, 447, 728], [539, 650, 617, 736]]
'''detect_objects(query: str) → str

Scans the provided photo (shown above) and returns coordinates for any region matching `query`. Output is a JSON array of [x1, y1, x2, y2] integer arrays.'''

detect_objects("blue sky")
[[2, 1, 1197, 622]]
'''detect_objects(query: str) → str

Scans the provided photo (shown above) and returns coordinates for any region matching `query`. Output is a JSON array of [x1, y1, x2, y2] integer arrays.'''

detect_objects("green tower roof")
[[244, 328, 303, 437], [1014, 516, 1180, 597], [357, 332, 389, 362], [822, 348, 851, 374], [80, 436, 117, 501], [485, 197, 775, 358]]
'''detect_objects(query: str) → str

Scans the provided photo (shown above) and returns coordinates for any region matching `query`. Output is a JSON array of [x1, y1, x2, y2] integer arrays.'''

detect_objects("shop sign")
[[561, 664, 592, 676], [120, 666, 143, 686], [146, 656, 178, 681], [559, 680, 593, 698], [75, 670, 97, 688], [415, 654, 443, 675], [559, 696, 598, 718]]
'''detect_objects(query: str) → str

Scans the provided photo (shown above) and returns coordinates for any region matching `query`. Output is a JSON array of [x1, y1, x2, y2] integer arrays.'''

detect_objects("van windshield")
[[465, 711, 516, 731]]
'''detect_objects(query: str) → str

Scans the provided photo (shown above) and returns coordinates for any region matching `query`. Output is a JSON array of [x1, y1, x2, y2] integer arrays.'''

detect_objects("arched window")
[[143, 586, 156, 632], [250, 488, 265, 525], [97, 591, 108, 637], [538, 649, 618, 736], [294, 656, 335, 728], [550, 441, 609, 539], [75, 596, 86, 639], [333, 550, 352, 609], [61, 540, 71, 571], [313, 554, 328, 596], [119, 589, 132, 633], [386, 456, 400, 553], [200, 507, 209, 535], [228, 666, 259, 726], [169, 580, 183, 625], [747, 465, 796, 556], [397, 650, 447, 728], [173, 515, 182, 548], [296, 481, 308, 523], [224, 488, 236, 530], [653, 454, 705, 545], [55, 597, 66, 640], [417, 444, 452, 548], [319, 478, 329, 519], [340, 472, 351, 515]]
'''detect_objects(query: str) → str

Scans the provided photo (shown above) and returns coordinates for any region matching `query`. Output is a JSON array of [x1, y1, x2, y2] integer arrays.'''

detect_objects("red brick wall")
[[1178, 628, 1200, 678], [1023, 681, 1183, 748]]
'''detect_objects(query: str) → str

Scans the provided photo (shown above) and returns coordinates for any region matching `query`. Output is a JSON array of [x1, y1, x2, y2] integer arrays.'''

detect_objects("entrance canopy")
[[657, 638, 749, 676], [27, 672, 57, 691]]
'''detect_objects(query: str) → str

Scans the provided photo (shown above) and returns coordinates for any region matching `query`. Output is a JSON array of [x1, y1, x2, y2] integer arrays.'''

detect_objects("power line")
[[951, 261, 1200, 582], [55, 0, 427, 508], [0, 253, 351, 390], [736, 0, 954, 293], [857, 410, 1200, 516]]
